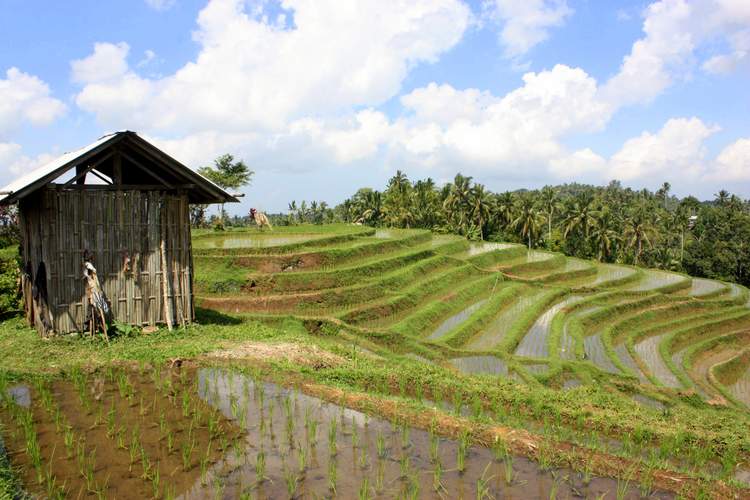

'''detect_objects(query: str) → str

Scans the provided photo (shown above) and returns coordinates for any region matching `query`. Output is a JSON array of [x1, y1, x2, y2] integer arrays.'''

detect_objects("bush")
[[0, 247, 19, 316]]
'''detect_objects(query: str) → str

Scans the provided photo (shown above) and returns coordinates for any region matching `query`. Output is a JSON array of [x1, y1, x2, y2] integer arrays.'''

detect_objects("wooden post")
[[160, 209, 173, 331]]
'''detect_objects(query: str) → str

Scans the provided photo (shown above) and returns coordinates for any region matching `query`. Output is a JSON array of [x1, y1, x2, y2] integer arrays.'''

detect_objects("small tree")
[[198, 154, 253, 226]]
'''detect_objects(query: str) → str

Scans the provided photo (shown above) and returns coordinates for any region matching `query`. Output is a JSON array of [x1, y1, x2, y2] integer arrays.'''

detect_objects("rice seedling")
[[476, 463, 494, 500], [503, 454, 514, 485], [358, 447, 368, 469], [283, 466, 299, 498], [616, 466, 636, 500], [399, 453, 410, 479], [183, 390, 193, 418], [327, 457, 337, 493], [297, 443, 308, 472], [255, 449, 267, 484], [452, 390, 463, 416], [400, 424, 410, 450], [166, 428, 175, 454], [64, 424, 75, 458], [351, 423, 360, 448], [376, 430, 387, 459], [429, 434, 440, 463], [181, 439, 195, 472], [140, 445, 153, 480], [308, 418, 318, 447], [457, 430, 470, 474], [105, 401, 116, 438], [116, 426, 126, 450], [432, 459, 445, 494], [199, 440, 212, 486], [151, 463, 161, 498], [328, 420, 338, 456], [358, 477, 370, 500], [128, 435, 139, 473]]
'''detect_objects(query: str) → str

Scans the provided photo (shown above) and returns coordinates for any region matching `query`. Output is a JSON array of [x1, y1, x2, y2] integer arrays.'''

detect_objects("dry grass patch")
[[205, 341, 345, 369]]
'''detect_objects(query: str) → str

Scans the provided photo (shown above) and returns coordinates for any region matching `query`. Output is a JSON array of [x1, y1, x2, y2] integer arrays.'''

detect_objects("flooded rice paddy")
[[687, 278, 726, 297], [591, 264, 637, 287], [464, 242, 518, 256], [725, 365, 750, 407], [626, 269, 685, 292], [615, 344, 649, 383], [633, 334, 682, 388], [194, 234, 328, 249], [0, 366, 669, 499], [466, 290, 546, 351], [449, 356, 508, 376], [515, 296, 583, 359], [427, 299, 488, 340], [583, 334, 620, 374]]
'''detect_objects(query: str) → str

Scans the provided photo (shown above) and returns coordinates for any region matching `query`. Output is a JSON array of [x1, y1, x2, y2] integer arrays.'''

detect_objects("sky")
[[0, 0, 749, 215]]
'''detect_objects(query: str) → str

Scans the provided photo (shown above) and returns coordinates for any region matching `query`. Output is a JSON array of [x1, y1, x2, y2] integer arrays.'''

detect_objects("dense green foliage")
[[0, 247, 19, 317], [290, 174, 750, 286]]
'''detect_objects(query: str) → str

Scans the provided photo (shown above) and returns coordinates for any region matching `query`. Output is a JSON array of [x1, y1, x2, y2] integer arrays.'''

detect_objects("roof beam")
[[63, 152, 114, 186], [120, 151, 174, 188]]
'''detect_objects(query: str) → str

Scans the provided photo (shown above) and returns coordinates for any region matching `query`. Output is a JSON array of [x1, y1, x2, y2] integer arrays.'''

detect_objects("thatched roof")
[[0, 131, 238, 205]]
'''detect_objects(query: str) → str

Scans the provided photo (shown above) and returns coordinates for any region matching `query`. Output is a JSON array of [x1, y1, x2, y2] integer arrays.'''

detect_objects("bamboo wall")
[[19, 188, 194, 334]]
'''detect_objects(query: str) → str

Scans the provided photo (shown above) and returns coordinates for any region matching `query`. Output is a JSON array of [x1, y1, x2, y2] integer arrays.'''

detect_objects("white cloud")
[[702, 30, 750, 74], [0, 68, 66, 136], [607, 117, 720, 181], [71, 42, 130, 84], [145, 0, 176, 11], [602, 0, 750, 107], [709, 138, 750, 181], [74, 0, 471, 134], [484, 0, 572, 59], [0, 142, 56, 185]]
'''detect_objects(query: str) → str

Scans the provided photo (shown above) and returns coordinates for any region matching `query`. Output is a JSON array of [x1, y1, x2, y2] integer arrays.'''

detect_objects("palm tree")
[[539, 186, 559, 246], [562, 193, 596, 243], [590, 208, 619, 261], [469, 184, 491, 240], [715, 190, 731, 206], [623, 202, 656, 265], [443, 173, 473, 235], [511, 195, 543, 249], [492, 191, 515, 229]]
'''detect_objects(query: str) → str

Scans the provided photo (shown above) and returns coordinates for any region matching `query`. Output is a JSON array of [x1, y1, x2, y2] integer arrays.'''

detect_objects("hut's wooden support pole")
[[160, 218, 173, 331]]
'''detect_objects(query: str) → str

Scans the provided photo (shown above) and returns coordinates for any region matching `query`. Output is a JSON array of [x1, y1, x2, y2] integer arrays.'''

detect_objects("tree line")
[[288, 171, 750, 287]]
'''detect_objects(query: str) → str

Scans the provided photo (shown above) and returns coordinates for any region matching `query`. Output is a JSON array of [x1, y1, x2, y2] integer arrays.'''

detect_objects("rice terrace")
[[2, 213, 750, 498]]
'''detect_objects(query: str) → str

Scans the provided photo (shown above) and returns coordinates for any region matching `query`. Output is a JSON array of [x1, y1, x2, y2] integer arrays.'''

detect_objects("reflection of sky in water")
[[7, 385, 31, 407], [194, 234, 325, 249]]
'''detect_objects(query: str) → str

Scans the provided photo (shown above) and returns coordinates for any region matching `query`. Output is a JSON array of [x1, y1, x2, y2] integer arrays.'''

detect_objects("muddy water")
[[687, 278, 726, 297], [427, 299, 489, 340], [591, 264, 637, 287], [626, 269, 685, 292], [449, 356, 508, 376], [633, 334, 682, 388], [583, 334, 620, 374], [615, 344, 649, 383], [671, 348, 709, 398], [466, 290, 546, 351], [194, 234, 326, 249], [0, 369, 239, 499], [726, 365, 750, 407], [188, 368, 671, 499], [465, 242, 517, 256], [558, 305, 601, 361], [515, 296, 583, 359]]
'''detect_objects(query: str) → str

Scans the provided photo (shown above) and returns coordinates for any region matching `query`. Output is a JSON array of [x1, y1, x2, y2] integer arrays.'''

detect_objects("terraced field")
[[196, 226, 750, 412], [191, 224, 750, 496]]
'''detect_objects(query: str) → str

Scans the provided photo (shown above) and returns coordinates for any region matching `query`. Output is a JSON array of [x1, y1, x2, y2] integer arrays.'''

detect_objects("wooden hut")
[[0, 131, 237, 335]]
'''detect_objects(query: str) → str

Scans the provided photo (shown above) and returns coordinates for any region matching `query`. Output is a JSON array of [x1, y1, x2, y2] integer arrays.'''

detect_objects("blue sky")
[[1, 0, 749, 214]]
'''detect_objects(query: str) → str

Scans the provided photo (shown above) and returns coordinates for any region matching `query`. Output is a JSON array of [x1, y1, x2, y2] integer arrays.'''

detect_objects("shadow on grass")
[[195, 307, 243, 326]]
